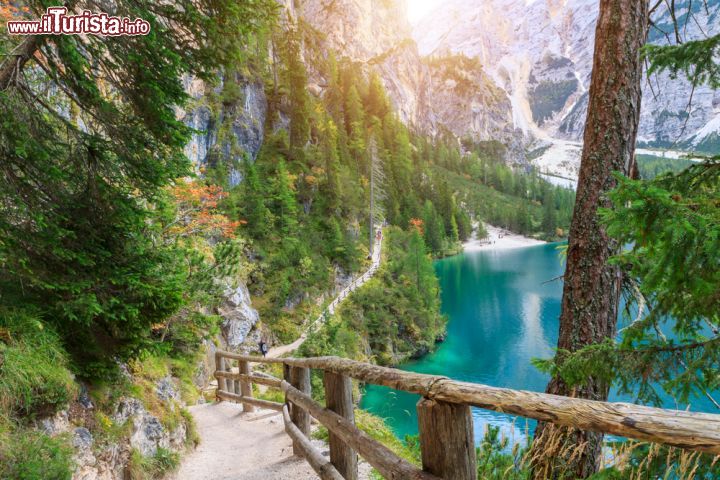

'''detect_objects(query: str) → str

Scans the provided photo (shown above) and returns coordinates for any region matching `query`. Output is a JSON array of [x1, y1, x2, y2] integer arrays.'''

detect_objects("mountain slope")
[[279, 0, 519, 155], [414, 0, 720, 151]]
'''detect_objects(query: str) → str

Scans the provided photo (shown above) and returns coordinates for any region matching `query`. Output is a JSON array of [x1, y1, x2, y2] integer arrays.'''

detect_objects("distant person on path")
[[258, 340, 269, 357]]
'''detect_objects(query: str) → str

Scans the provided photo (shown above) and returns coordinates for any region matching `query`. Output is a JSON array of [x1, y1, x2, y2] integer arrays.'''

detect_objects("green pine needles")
[[0, 0, 277, 377]]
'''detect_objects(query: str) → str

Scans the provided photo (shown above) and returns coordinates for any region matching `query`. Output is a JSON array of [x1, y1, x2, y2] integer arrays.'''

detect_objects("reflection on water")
[[360, 243, 716, 444]]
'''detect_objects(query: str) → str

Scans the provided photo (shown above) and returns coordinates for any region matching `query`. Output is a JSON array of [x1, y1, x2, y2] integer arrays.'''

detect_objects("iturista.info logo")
[[7, 7, 150, 36]]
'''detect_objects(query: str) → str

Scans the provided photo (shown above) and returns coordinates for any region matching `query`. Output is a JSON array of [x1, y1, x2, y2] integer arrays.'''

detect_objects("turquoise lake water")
[[360, 243, 715, 445]]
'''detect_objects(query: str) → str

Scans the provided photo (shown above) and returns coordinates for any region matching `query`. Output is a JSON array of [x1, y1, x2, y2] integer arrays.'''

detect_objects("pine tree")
[[344, 83, 367, 171], [405, 228, 429, 292], [344, 84, 365, 134], [321, 117, 342, 213], [456, 209, 473, 242], [273, 161, 299, 235], [530, 1, 649, 477], [449, 214, 460, 244], [241, 161, 273, 239], [365, 73, 390, 120], [422, 201, 445, 254], [325, 51, 344, 124], [280, 27, 311, 153], [541, 190, 558, 235]]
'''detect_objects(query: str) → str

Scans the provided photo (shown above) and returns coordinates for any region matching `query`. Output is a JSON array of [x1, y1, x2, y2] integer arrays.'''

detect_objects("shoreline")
[[463, 223, 546, 252]]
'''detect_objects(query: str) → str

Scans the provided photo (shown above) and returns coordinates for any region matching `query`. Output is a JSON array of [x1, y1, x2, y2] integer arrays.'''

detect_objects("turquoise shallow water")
[[360, 243, 715, 445]]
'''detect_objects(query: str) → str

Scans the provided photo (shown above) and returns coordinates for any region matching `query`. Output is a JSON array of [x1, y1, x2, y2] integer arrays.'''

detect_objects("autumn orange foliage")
[[167, 181, 243, 239], [409, 218, 424, 235], [0, 4, 29, 24]]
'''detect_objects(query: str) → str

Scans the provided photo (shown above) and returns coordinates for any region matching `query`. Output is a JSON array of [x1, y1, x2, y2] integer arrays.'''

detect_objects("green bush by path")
[[0, 309, 76, 419], [128, 447, 180, 480], [0, 427, 74, 480]]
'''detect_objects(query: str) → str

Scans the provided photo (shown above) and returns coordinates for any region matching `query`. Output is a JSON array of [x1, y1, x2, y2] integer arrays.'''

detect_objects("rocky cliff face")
[[180, 73, 267, 185], [179, 1, 718, 184], [219, 282, 261, 350], [280, 0, 518, 153], [39, 376, 189, 480], [414, 0, 720, 152]]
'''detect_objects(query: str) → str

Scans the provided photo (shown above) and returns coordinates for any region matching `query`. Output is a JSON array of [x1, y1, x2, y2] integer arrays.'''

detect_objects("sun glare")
[[405, 0, 443, 24]]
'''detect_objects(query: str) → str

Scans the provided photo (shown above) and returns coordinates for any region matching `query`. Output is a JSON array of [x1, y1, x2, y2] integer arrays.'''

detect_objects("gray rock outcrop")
[[413, 0, 720, 150], [180, 73, 267, 185], [219, 282, 260, 348]]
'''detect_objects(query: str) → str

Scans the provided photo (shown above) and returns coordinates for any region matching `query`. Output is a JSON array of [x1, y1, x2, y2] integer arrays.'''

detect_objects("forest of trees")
[[212, 19, 575, 343], [0, 1, 279, 476]]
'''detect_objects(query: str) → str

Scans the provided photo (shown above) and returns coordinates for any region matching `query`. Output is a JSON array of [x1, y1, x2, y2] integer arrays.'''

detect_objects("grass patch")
[[0, 309, 76, 419], [128, 447, 180, 480], [180, 408, 200, 448], [168, 355, 202, 405], [253, 384, 285, 403], [354, 410, 419, 465], [92, 410, 133, 447], [126, 355, 195, 434], [311, 409, 419, 468], [0, 424, 74, 480]]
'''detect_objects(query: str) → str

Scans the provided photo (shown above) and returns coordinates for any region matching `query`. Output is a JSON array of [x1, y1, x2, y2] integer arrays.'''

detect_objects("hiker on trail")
[[259, 340, 269, 357]]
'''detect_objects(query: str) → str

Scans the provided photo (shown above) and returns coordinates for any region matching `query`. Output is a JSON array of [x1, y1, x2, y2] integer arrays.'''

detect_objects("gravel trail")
[[173, 402, 319, 480]]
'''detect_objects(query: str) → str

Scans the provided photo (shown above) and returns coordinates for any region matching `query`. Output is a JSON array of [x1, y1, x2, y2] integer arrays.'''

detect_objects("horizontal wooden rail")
[[215, 371, 283, 389], [282, 405, 344, 480], [431, 380, 720, 454], [216, 351, 720, 455], [216, 390, 284, 412]]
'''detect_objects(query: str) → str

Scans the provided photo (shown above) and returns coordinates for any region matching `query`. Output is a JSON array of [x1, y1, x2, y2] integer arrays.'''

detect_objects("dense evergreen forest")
[[211, 19, 575, 344]]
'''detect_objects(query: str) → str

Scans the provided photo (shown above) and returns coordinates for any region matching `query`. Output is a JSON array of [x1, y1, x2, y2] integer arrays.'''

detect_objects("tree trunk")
[[0, 35, 44, 91], [530, 1, 649, 478]]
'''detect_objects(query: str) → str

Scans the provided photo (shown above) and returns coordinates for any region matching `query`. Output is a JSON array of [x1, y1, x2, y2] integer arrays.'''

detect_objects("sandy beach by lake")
[[463, 223, 546, 252]]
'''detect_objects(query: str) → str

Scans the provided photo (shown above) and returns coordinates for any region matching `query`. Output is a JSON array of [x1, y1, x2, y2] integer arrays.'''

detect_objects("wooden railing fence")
[[214, 351, 720, 480]]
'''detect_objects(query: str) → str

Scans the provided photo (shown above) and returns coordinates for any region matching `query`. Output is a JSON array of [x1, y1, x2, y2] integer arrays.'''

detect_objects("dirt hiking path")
[[172, 402, 319, 480]]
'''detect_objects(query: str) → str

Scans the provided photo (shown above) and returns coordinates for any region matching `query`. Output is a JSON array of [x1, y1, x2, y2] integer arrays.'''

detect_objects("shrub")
[[128, 447, 180, 480], [0, 309, 76, 418], [0, 427, 74, 480]]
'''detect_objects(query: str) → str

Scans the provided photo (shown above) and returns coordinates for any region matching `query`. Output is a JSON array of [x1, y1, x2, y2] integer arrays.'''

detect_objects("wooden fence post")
[[417, 398, 477, 480], [288, 366, 311, 456], [223, 357, 232, 394], [323, 372, 358, 480], [215, 352, 227, 398], [283, 363, 292, 413], [231, 359, 240, 398], [239, 360, 255, 413]]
